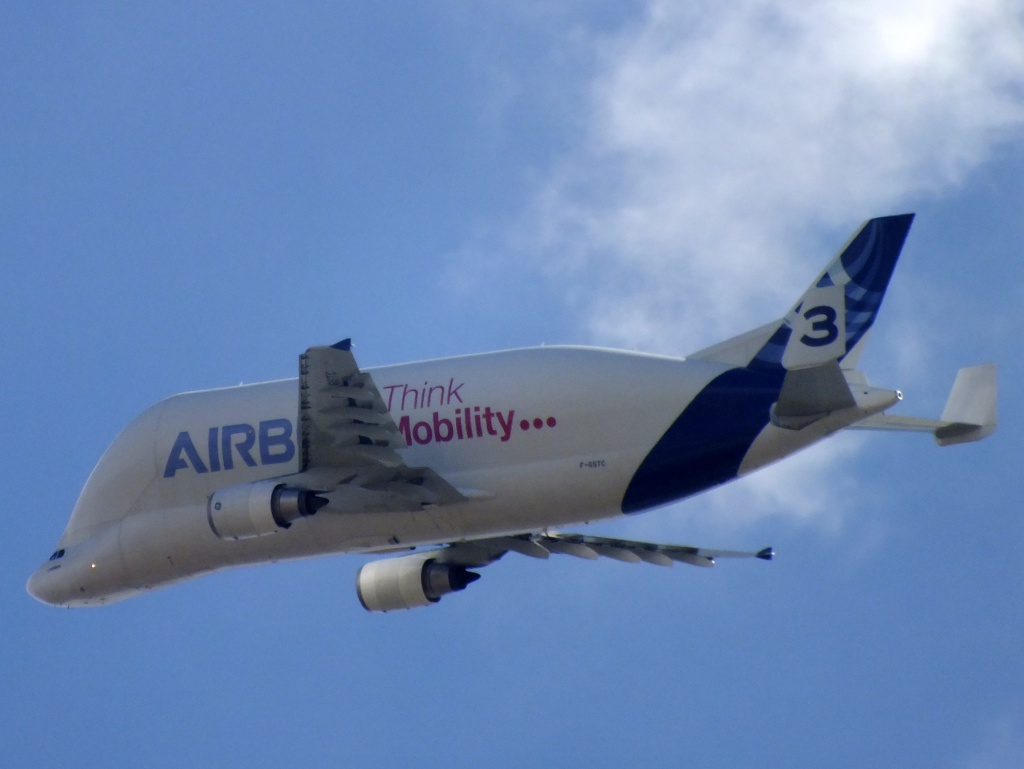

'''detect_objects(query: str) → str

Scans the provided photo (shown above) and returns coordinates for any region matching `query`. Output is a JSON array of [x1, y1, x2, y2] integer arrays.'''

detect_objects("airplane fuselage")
[[30, 345, 865, 606]]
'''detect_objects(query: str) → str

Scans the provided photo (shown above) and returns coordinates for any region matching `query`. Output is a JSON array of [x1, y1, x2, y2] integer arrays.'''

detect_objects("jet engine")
[[207, 480, 328, 540], [356, 553, 481, 612]]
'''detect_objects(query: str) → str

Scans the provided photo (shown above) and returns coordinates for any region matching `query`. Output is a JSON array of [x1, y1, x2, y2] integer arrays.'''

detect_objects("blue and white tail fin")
[[690, 214, 914, 371], [752, 213, 914, 372]]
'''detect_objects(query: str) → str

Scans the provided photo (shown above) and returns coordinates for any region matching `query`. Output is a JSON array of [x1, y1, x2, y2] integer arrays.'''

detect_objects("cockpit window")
[[48, 549, 65, 561]]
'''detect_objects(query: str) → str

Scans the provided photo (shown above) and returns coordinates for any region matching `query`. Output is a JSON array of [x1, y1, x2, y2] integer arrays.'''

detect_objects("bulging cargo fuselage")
[[28, 346, 820, 606]]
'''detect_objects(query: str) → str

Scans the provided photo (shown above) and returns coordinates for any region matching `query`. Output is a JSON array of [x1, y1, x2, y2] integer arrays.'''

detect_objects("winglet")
[[935, 364, 997, 446]]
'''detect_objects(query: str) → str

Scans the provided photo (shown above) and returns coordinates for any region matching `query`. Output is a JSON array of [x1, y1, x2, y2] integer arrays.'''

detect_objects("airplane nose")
[[27, 526, 137, 607], [26, 566, 64, 606]]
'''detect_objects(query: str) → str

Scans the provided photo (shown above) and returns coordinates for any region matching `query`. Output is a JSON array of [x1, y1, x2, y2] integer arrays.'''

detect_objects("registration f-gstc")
[[28, 214, 996, 611]]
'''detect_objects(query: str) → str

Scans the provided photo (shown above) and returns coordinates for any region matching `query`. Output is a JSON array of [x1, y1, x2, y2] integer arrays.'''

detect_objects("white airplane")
[[28, 214, 996, 611]]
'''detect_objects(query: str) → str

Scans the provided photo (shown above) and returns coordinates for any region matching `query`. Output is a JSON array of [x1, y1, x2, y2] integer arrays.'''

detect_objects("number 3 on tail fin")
[[782, 283, 846, 369]]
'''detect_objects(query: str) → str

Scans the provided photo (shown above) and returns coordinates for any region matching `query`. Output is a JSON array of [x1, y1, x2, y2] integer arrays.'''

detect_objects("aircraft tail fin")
[[691, 214, 915, 372], [750, 213, 915, 372]]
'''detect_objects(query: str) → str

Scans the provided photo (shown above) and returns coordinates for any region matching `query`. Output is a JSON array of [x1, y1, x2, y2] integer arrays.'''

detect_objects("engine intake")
[[356, 553, 480, 612], [207, 480, 328, 540]]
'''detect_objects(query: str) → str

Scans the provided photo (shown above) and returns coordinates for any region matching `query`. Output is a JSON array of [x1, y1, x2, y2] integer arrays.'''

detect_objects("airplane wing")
[[430, 531, 774, 569], [356, 531, 773, 611], [295, 339, 465, 509]]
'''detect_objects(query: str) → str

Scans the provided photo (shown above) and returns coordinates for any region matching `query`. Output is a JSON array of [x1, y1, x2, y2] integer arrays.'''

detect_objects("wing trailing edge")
[[287, 340, 467, 509]]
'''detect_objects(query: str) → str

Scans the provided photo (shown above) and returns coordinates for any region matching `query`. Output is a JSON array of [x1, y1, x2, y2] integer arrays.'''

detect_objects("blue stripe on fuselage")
[[621, 367, 785, 514]]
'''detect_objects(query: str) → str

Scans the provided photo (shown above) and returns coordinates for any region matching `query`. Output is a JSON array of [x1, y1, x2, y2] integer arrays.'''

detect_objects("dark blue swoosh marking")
[[621, 367, 785, 514]]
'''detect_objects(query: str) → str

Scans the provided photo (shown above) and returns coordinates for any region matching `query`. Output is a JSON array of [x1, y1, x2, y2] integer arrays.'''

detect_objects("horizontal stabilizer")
[[851, 364, 996, 446]]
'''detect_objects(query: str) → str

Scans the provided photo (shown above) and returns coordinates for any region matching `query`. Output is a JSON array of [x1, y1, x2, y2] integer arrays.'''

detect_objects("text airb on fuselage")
[[163, 418, 295, 478]]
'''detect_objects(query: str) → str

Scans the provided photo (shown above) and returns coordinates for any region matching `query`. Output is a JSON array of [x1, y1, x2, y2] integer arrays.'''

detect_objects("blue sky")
[[4, 2, 1024, 767]]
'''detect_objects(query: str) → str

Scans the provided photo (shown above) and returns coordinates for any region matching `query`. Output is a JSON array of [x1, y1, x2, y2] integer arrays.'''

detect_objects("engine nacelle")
[[207, 480, 328, 540], [356, 553, 481, 612]]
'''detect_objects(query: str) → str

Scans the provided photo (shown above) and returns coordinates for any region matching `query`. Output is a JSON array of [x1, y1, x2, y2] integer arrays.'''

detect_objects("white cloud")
[[455, 0, 1024, 533], [512, 0, 1024, 353]]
